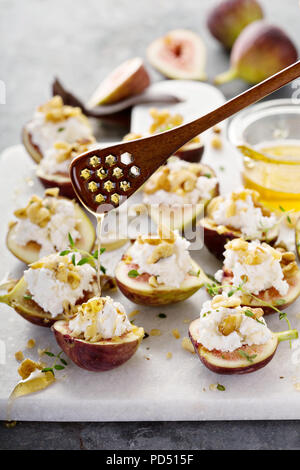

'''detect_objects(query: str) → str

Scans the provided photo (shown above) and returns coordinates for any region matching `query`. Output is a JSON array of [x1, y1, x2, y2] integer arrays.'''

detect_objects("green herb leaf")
[[41, 367, 55, 376], [44, 351, 55, 357], [71, 254, 76, 266], [60, 358, 68, 366], [68, 232, 75, 248], [59, 250, 71, 256], [217, 384, 225, 391], [100, 265, 107, 274], [57, 127, 65, 132], [128, 269, 140, 278], [204, 173, 212, 178], [54, 364, 65, 371], [238, 350, 257, 363], [23, 294, 32, 300], [77, 257, 90, 266]]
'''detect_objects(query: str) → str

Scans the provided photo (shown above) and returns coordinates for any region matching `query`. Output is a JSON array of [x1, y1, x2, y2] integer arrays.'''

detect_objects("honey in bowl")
[[240, 141, 300, 212]]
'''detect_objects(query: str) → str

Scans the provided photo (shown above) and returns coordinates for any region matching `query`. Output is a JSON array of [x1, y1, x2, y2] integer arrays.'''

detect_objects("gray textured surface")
[[1, 0, 300, 450]]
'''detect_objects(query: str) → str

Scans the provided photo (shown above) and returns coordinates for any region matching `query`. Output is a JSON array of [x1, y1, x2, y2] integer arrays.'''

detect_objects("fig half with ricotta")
[[22, 95, 95, 163], [52, 297, 144, 371], [189, 295, 298, 374], [201, 189, 279, 260], [115, 228, 208, 306], [215, 238, 300, 314], [7, 188, 95, 264]]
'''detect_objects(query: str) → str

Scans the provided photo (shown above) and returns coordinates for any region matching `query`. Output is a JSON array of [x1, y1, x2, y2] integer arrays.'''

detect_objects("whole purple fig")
[[207, 0, 264, 49], [214, 21, 298, 84]]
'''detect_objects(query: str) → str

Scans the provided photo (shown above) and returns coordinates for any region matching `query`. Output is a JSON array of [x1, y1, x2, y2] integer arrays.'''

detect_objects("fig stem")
[[275, 329, 298, 343], [214, 67, 239, 85]]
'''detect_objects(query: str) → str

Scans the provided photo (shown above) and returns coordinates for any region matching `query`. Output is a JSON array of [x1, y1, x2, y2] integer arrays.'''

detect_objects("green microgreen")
[[128, 269, 140, 278], [41, 350, 68, 377], [217, 384, 226, 391], [238, 350, 257, 363]]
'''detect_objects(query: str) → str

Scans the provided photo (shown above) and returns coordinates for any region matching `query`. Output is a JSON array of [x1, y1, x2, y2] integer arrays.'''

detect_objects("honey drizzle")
[[96, 213, 105, 297]]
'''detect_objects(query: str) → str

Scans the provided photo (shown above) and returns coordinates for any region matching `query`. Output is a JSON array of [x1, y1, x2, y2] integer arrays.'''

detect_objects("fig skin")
[[6, 200, 95, 265], [147, 29, 206, 80], [207, 0, 264, 50], [215, 21, 298, 85], [36, 168, 76, 199], [221, 268, 300, 314], [22, 125, 43, 163], [115, 258, 208, 306], [0, 276, 115, 328], [52, 321, 144, 371], [189, 318, 297, 375], [174, 141, 204, 163], [88, 57, 150, 107]]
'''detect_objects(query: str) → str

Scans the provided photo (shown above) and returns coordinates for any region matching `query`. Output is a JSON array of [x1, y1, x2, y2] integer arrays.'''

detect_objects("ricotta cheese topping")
[[211, 190, 277, 239], [12, 193, 81, 257], [216, 239, 289, 296], [143, 157, 217, 206], [127, 230, 192, 288], [69, 296, 132, 341], [24, 252, 95, 317], [194, 296, 272, 352], [26, 96, 94, 155]]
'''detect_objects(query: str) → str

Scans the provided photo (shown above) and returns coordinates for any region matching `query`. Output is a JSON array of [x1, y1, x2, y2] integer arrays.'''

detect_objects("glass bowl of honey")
[[228, 99, 300, 211]]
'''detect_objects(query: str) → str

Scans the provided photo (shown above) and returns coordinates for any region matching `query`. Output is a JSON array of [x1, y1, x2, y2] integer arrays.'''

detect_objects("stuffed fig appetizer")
[[189, 294, 298, 375], [52, 296, 144, 371], [36, 138, 95, 198], [124, 108, 204, 163], [143, 157, 219, 231], [7, 188, 95, 264], [201, 189, 279, 259], [22, 95, 95, 163], [0, 251, 113, 327], [115, 227, 208, 306], [215, 238, 300, 314]]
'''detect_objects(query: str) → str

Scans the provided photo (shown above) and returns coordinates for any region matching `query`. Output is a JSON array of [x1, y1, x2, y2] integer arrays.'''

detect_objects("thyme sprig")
[[59, 233, 106, 272], [41, 350, 68, 376]]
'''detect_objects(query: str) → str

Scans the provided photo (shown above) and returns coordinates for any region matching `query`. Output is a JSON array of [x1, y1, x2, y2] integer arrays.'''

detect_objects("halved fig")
[[221, 268, 300, 314], [147, 29, 206, 80], [189, 319, 297, 375], [115, 259, 208, 306], [146, 164, 219, 233], [36, 167, 75, 199], [22, 125, 43, 163], [0, 275, 113, 327], [6, 202, 95, 264], [200, 197, 279, 260], [52, 321, 144, 371], [87, 57, 150, 107], [175, 141, 205, 163]]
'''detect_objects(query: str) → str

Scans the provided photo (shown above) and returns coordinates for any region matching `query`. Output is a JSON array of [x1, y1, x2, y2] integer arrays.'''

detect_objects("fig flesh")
[[215, 21, 298, 85], [7, 202, 96, 264], [88, 57, 150, 107], [147, 29, 206, 80], [189, 318, 297, 375], [115, 258, 208, 306], [52, 320, 144, 371], [221, 268, 300, 314], [207, 0, 264, 50]]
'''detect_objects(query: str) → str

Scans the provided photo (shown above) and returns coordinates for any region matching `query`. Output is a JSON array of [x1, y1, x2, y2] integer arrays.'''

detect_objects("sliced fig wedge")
[[175, 141, 205, 163], [22, 125, 43, 163], [88, 57, 150, 107], [147, 29, 206, 80], [7, 202, 95, 264], [221, 269, 300, 314], [189, 318, 298, 375], [52, 321, 144, 371], [115, 259, 208, 306], [0, 275, 113, 327]]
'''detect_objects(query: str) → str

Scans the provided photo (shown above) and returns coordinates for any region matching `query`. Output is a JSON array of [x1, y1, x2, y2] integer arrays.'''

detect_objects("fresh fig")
[[22, 126, 43, 164], [174, 141, 205, 163], [7, 201, 95, 264], [214, 21, 298, 84], [52, 320, 144, 372], [87, 57, 150, 107], [220, 268, 300, 314], [147, 29, 206, 80], [207, 0, 264, 50], [189, 318, 297, 375], [0, 274, 115, 327], [36, 168, 75, 199], [115, 258, 208, 306], [200, 194, 279, 260], [145, 164, 219, 232]]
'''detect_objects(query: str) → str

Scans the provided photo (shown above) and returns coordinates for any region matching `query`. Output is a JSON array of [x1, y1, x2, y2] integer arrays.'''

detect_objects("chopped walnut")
[[211, 135, 222, 149], [225, 238, 282, 265], [38, 96, 88, 124], [166, 352, 173, 359], [148, 275, 159, 287], [211, 295, 241, 309], [218, 314, 242, 336], [13, 189, 63, 228], [172, 328, 180, 339], [54, 139, 94, 164], [27, 339, 36, 349], [147, 242, 174, 264], [18, 359, 42, 380], [15, 351, 24, 362], [181, 337, 195, 354], [150, 329, 161, 336]]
